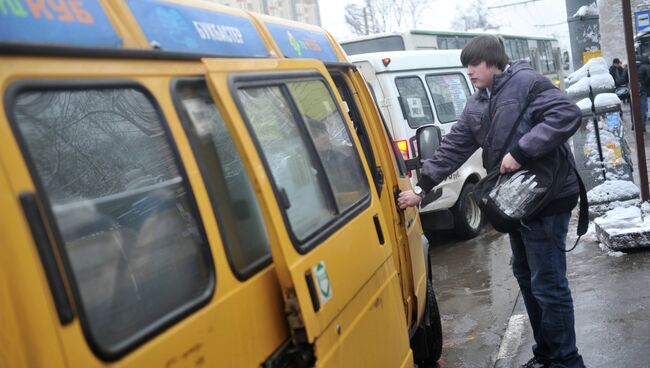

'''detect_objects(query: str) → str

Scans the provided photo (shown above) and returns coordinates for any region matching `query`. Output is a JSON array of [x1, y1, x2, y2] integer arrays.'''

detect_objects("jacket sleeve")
[[510, 86, 581, 164], [417, 112, 480, 193]]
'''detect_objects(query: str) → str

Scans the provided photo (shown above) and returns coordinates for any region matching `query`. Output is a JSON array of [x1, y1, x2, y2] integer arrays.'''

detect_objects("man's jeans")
[[509, 211, 585, 368]]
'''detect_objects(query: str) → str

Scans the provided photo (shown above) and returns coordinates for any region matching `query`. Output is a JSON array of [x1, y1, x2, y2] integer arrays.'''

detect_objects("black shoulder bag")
[[473, 83, 589, 250]]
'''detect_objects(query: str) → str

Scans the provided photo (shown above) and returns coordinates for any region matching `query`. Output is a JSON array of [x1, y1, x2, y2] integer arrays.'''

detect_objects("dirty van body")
[[350, 50, 486, 239], [0, 0, 441, 366]]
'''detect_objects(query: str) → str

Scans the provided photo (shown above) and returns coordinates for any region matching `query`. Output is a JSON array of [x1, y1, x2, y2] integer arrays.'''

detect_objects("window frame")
[[425, 72, 472, 124], [170, 77, 272, 281], [328, 71, 382, 196], [228, 71, 371, 254], [4, 79, 215, 361]]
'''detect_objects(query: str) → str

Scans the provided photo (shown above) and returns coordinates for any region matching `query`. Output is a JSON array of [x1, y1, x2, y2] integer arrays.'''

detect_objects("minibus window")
[[425, 74, 471, 124], [287, 80, 370, 210], [238, 85, 336, 242], [394, 76, 435, 128], [173, 80, 271, 279], [11, 87, 212, 355], [330, 73, 381, 195]]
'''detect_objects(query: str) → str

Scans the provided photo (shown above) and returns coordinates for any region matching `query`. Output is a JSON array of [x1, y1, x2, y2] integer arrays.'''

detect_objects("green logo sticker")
[[313, 261, 332, 305]]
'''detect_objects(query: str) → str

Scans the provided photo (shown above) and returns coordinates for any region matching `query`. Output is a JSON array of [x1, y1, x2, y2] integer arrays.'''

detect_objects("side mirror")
[[405, 125, 442, 171]]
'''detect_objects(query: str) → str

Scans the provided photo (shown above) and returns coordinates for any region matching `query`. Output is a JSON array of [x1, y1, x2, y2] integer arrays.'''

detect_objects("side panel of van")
[[0, 57, 291, 367], [204, 58, 412, 366]]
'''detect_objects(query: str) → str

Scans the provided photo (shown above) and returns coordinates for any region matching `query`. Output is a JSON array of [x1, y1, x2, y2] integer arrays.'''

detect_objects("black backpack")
[[472, 83, 588, 247]]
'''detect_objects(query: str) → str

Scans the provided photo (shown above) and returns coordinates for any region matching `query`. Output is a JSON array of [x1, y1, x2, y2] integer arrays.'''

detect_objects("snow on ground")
[[588, 180, 640, 204]]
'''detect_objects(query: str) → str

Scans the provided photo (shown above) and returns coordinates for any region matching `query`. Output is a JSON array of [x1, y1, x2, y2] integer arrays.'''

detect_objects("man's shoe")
[[522, 357, 548, 368]]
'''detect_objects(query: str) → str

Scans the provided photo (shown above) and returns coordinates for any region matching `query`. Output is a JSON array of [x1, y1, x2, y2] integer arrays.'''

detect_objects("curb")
[[494, 292, 529, 368]]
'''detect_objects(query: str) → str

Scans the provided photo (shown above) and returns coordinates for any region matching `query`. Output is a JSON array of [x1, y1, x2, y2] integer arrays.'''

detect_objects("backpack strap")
[[498, 81, 557, 160]]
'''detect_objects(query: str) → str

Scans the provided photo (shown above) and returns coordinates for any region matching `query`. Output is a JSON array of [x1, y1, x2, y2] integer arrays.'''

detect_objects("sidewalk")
[[494, 104, 650, 368]]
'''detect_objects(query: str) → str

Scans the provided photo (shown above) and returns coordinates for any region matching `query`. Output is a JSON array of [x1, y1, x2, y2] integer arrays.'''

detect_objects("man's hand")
[[398, 190, 422, 209], [500, 153, 521, 174]]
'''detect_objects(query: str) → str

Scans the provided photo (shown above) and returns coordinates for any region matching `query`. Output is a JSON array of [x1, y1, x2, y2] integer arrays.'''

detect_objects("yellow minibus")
[[0, 0, 441, 366]]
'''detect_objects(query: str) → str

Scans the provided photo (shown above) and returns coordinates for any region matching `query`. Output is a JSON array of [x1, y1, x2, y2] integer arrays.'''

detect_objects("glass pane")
[[238, 85, 336, 242], [175, 81, 270, 275], [287, 80, 369, 211], [426, 74, 471, 124], [12, 88, 211, 351], [395, 77, 435, 128], [340, 36, 405, 55]]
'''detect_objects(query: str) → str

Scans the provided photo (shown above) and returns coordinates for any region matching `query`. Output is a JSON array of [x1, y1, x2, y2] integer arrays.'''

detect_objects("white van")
[[350, 50, 486, 238]]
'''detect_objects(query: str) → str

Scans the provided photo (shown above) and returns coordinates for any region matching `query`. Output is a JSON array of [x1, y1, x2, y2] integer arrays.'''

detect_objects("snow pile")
[[573, 2, 599, 17], [566, 77, 591, 96], [566, 74, 615, 99], [594, 93, 621, 108], [590, 73, 615, 90], [594, 205, 650, 251], [588, 179, 639, 204], [567, 57, 608, 84], [598, 242, 626, 257], [576, 97, 592, 114]]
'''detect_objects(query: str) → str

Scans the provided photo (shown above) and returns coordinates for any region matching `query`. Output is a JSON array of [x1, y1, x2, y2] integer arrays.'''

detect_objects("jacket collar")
[[477, 61, 532, 98]]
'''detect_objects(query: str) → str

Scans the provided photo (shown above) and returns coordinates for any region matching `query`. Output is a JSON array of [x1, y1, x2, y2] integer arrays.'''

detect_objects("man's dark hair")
[[613, 58, 621, 64], [460, 35, 509, 70]]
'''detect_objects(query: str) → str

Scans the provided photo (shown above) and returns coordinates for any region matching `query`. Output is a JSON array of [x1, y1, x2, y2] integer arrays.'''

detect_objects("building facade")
[[211, 0, 321, 25]]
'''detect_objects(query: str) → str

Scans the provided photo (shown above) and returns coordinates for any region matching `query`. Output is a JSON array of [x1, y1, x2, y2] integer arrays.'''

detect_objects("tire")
[[412, 278, 443, 366], [450, 182, 483, 239]]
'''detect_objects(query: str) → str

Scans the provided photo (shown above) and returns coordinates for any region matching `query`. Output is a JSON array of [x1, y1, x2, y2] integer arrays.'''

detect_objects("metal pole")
[[588, 72, 608, 181], [623, 0, 650, 201]]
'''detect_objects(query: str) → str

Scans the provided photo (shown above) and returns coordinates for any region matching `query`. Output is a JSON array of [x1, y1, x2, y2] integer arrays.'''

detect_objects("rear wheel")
[[451, 182, 483, 239], [411, 278, 443, 366]]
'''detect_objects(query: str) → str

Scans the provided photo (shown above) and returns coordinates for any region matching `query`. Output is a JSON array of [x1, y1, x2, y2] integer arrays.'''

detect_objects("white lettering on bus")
[[193, 21, 244, 44]]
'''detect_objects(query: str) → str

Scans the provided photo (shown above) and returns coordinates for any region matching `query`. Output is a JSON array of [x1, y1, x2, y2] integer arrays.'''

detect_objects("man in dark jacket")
[[636, 55, 650, 131], [398, 36, 585, 368], [609, 58, 628, 87]]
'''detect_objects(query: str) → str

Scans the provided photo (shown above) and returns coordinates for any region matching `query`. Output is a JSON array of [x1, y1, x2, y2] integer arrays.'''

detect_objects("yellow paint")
[[0, 1, 430, 367]]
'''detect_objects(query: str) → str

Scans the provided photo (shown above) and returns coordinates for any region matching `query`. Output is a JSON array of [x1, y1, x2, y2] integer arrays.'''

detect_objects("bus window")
[[340, 35, 406, 55], [10, 85, 213, 357], [174, 79, 271, 279]]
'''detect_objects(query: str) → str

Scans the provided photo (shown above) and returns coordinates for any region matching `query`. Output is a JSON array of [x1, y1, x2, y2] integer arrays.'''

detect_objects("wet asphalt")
[[426, 227, 519, 368], [426, 218, 650, 368]]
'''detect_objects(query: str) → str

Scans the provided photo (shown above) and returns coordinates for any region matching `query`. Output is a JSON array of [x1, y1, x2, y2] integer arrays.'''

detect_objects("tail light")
[[395, 139, 408, 159], [395, 139, 412, 177]]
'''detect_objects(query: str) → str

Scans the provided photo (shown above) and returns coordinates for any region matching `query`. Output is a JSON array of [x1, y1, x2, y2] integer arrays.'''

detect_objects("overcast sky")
[[319, 0, 571, 50]]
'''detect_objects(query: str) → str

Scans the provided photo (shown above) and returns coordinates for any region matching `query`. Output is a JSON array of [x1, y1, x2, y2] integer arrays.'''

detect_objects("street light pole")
[[622, 0, 650, 201]]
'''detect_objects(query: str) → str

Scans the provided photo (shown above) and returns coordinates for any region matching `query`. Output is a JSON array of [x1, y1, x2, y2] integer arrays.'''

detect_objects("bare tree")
[[344, 0, 432, 36], [451, 0, 500, 32]]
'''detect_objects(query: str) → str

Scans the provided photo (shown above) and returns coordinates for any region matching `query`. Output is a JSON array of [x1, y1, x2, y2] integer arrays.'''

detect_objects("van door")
[[327, 67, 427, 325], [203, 58, 412, 366]]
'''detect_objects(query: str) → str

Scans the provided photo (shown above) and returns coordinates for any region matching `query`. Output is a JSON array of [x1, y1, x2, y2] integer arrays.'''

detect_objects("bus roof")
[[339, 29, 557, 45], [0, 0, 348, 62], [348, 50, 463, 72], [409, 29, 556, 41]]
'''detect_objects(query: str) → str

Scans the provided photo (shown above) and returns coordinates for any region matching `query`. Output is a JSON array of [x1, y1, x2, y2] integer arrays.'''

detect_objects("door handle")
[[373, 214, 385, 245]]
